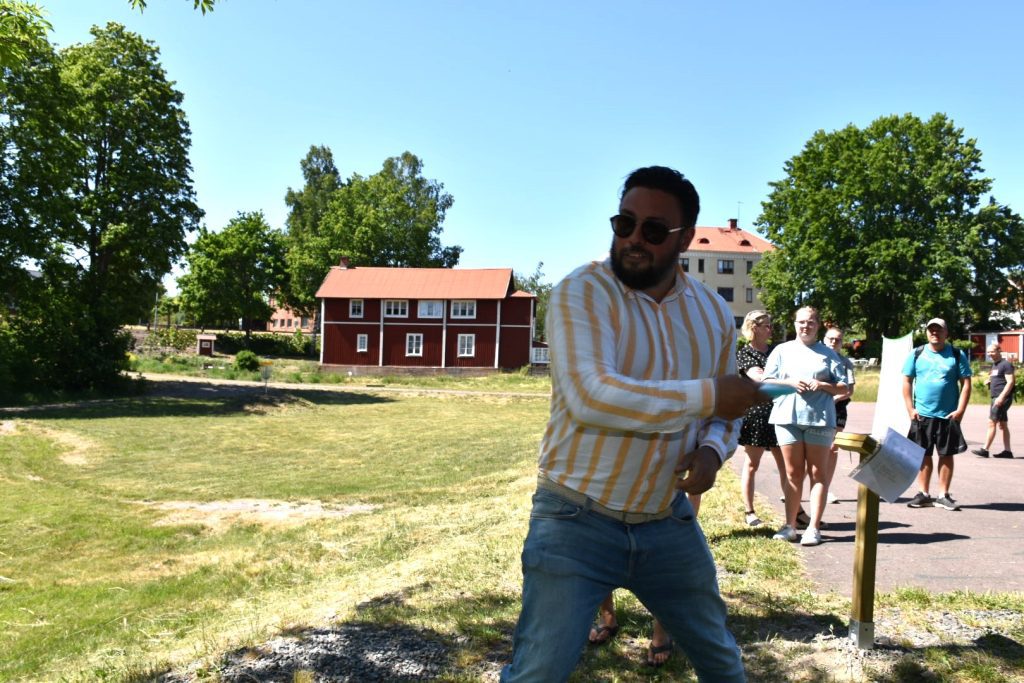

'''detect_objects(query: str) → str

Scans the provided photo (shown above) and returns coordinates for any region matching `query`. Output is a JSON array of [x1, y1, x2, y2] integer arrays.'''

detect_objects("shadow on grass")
[[3, 381, 394, 420], [135, 584, 1024, 682]]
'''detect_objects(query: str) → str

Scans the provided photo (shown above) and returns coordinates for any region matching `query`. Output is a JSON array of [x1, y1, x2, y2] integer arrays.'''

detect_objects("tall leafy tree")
[[1, 22, 201, 390], [322, 152, 461, 268], [513, 262, 553, 341], [285, 151, 462, 309], [178, 211, 286, 342], [282, 145, 343, 315], [754, 113, 1024, 340]]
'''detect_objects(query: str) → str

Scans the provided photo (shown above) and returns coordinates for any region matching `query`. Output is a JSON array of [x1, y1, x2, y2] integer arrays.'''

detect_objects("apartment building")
[[681, 218, 775, 328]]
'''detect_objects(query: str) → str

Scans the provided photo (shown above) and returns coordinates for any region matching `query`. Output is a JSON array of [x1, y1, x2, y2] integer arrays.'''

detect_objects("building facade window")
[[451, 300, 477, 318], [350, 299, 364, 318], [356, 334, 368, 352], [734, 316, 744, 328], [717, 259, 734, 274], [681, 257, 689, 272], [698, 259, 705, 274], [746, 260, 754, 274], [384, 300, 408, 317], [418, 300, 444, 318], [406, 333, 423, 356], [457, 334, 475, 357], [717, 287, 734, 302], [746, 288, 754, 303]]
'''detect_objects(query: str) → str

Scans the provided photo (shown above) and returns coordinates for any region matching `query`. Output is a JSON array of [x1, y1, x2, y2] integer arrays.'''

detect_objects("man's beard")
[[609, 239, 679, 291]]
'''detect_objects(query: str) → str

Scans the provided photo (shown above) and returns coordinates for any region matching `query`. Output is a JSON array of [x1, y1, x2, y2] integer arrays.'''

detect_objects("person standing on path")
[[736, 310, 786, 528], [902, 318, 972, 511], [501, 165, 761, 683], [822, 327, 855, 509], [972, 342, 1015, 459], [763, 307, 849, 547]]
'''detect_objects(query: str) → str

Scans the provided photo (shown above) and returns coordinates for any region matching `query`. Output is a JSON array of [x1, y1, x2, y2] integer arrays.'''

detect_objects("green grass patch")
[[1, 381, 1020, 681]]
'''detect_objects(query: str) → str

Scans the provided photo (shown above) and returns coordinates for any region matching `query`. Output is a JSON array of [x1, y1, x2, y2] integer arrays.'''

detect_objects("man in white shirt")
[[501, 166, 761, 682]]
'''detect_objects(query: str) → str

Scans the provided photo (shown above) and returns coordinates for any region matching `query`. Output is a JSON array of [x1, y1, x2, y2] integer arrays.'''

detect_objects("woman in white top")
[[763, 306, 848, 547]]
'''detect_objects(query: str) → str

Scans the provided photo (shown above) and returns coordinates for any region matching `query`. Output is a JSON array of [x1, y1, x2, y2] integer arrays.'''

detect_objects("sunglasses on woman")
[[609, 214, 684, 245]]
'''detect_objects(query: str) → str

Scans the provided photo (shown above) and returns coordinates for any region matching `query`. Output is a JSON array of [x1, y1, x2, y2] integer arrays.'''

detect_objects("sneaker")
[[993, 451, 1014, 459], [800, 527, 822, 546], [796, 509, 811, 528], [907, 491, 933, 508], [745, 512, 762, 527], [972, 448, 990, 458], [827, 491, 840, 504], [772, 525, 797, 542], [934, 494, 960, 511]]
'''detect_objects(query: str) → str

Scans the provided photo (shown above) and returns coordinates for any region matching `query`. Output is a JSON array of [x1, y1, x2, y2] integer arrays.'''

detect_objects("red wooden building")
[[315, 262, 536, 370]]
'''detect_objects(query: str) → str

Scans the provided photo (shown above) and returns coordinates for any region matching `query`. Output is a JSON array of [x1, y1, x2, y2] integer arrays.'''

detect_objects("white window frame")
[[384, 299, 408, 318], [406, 333, 423, 357], [457, 333, 475, 357], [356, 334, 368, 352], [418, 300, 444, 318], [349, 299, 364, 318], [451, 300, 477, 319], [717, 259, 734, 274]]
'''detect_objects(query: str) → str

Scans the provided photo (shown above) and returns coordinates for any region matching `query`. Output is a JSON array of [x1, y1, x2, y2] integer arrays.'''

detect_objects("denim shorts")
[[774, 423, 836, 447]]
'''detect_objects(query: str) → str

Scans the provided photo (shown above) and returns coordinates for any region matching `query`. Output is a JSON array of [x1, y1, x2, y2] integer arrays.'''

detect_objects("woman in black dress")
[[737, 310, 786, 526]]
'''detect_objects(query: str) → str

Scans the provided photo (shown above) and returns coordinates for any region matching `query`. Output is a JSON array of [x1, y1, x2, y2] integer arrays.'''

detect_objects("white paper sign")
[[849, 428, 924, 503], [871, 333, 913, 441]]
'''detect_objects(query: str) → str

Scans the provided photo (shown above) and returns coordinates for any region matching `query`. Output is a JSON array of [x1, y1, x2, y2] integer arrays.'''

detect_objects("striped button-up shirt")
[[538, 259, 740, 514]]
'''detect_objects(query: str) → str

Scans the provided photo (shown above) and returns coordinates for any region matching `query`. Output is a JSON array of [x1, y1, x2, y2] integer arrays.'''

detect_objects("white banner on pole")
[[870, 333, 914, 441]]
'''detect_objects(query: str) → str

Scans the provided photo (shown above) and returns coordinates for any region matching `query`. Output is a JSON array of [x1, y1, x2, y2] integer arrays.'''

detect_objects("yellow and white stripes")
[[539, 259, 739, 514]]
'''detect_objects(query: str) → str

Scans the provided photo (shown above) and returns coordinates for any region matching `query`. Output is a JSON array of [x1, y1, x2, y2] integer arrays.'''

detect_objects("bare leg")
[[999, 421, 1011, 452], [916, 453, 934, 495], [649, 619, 672, 665], [937, 455, 954, 496], [780, 442, 806, 528], [984, 419, 997, 451], [804, 442, 831, 529], [588, 593, 618, 644], [740, 446, 764, 515]]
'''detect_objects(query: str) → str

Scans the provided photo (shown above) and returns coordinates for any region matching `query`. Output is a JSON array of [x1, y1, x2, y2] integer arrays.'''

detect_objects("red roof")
[[687, 226, 775, 254], [316, 266, 521, 300]]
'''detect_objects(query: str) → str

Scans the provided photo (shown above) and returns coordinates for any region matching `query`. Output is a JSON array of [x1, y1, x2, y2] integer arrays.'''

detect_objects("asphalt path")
[[730, 401, 1024, 596]]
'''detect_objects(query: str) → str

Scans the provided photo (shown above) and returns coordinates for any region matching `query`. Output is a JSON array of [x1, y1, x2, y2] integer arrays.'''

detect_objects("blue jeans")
[[500, 487, 746, 682]]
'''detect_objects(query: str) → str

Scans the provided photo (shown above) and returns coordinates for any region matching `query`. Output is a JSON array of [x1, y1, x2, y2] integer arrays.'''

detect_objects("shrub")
[[234, 350, 260, 372]]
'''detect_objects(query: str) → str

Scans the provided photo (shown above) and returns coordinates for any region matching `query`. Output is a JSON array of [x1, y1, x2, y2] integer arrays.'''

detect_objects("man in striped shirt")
[[501, 166, 761, 682]]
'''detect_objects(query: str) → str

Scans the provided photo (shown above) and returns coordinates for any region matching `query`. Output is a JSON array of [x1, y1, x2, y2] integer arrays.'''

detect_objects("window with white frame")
[[717, 259, 734, 274], [457, 334, 475, 357], [356, 334, 368, 352], [350, 299, 364, 318], [418, 300, 444, 318], [746, 288, 754, 303], [406, 333, 423, 356], [451, 300, 476, 318], [384, 299, 408, 317]]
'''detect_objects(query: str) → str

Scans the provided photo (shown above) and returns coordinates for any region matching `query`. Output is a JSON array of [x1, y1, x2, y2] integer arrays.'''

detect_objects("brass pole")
[[850, 451, 879, 649]]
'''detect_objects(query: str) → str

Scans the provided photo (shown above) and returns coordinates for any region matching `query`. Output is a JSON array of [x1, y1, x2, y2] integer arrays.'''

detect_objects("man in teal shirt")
[[902, 318, 972, 511]]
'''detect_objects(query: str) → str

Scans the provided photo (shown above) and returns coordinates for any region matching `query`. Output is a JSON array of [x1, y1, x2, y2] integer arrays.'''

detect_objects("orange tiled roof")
[[687, 226, 775, 254], [316, 266, 521, 300]]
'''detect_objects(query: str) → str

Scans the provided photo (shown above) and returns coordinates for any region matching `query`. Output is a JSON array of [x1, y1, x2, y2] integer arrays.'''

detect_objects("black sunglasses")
[[609, 214, 684, 245]]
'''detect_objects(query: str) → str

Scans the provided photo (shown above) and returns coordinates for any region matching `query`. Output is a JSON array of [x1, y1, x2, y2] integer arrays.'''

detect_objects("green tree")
[[320, 151, 462, 269], [754, 113, 1024, 340], [1, 23, 201, 391], [514, 262, 553, 341], [0, 1, 52, 68], [282, 144, 343, 316], [178, 211, 287, 343]]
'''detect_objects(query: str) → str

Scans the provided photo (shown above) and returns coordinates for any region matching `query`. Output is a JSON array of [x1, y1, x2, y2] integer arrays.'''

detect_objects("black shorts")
[[989, 398, 1013, 423], [907, 416, 967, 457]]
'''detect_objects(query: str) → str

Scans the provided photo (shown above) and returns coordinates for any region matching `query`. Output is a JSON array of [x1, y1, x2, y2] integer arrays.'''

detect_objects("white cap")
[[925, 318, 947, 330]]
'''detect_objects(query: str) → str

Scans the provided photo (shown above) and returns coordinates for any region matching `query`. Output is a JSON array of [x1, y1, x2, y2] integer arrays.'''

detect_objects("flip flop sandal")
[[646, 638, 674, 667], [588, 623, 619, 646]]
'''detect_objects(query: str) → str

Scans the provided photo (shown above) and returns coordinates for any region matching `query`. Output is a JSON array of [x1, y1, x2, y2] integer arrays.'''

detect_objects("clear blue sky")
[[42, 1, 1024, 292]]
